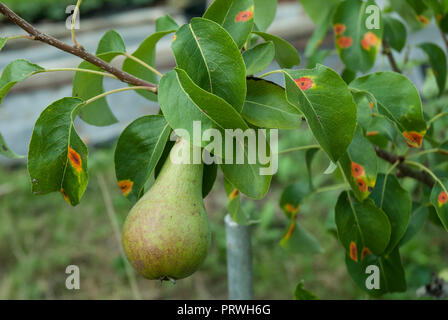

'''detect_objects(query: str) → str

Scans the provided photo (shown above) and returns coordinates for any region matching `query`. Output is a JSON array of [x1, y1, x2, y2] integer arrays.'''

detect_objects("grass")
[[0, 129, 447, 299]]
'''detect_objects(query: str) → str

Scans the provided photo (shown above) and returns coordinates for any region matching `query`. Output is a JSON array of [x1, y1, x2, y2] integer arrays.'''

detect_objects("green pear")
[[122, 138, 211, 280]]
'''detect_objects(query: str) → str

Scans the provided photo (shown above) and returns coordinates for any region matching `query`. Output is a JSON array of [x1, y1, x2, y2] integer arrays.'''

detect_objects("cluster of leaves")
[[1, 0, 448, 297]]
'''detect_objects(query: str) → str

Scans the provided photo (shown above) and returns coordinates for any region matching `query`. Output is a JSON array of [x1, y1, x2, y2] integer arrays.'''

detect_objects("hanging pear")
[[122, 138, 211, 281]]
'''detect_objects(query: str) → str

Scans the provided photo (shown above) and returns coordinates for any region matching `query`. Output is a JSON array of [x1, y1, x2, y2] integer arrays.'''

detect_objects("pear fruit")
[[122, 138, 211, 280]]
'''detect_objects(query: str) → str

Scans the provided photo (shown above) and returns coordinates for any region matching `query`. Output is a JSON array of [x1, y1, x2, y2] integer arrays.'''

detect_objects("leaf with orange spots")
[[430, 179, 448, 231], [283, 65, 357, 162], [224, 178, 252, 226], [279, 182, 309, 219], [335, 191, 391, 257], [350, 72, 427, 147], [339, 126, 378, 201], [203, 0, 254, 49], [280, 215, 323, 255], [333, 0, 383, 72], [345, 247, 406, 296], [115, 115, 171, 203], [0, 132, 23, 159], [370, 174, 412, 254], [28, 97, 88, 206]]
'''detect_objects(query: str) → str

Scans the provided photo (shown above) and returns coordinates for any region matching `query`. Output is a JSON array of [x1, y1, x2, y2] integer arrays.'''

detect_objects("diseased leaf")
[[333, 0, 383, 72], [305, 7, 336, 57], [243, 41, 275, 75], [203, 0, 254, 49], [114, 115, 171, 203], [0, 59, 44, 104], [253, 31, 301, 68], [335, 191, 391, 257], [419, 42, 447, 95], [0, 132, 23, 159], [28, 97, 88, 206], [242, 78, 301, 129], [300, 0, 341, 24], [172, 18, 247, 112], [350, 72, 427, 148], [73, 30, 126, 126], [383, 16, 407, 52], [283, 65, 357, 162], [370, 174, 412, 253], [253, 0, 277, 31], [339, 126, 378, 201], [280, 216, 324, 255], [345, 247, 406, 296], [224, 179, 252, 226], [430, 179, 448, 231], [279, 182, 310, 219]]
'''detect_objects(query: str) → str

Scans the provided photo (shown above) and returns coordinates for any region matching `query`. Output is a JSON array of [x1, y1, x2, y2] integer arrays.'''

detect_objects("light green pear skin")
[[122, 138, 211, 280]]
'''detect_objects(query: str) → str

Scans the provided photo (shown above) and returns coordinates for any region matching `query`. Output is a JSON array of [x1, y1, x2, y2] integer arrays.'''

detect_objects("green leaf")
[[335, 191, 391, 257], [202, 161, 218, 198], [172, 18, 247, 112], [306, 148, 320, 191], [389, 0, 428, 30], [280, 216, 324, 255], [279, 182, 309, 219], [418, 42, 447, 96], [28, 97, 88, 206], [0, 38, 6, 51], [73, 30, 126, 126], [370, 174, 412, 253], [224, 179, 252, 225], [345, 247, 406, 296], [306, 49, 332, 69], [304, 7, 336, 57], [341, 68, 357, 84], [114, 115, 171, 203], [0, 132, 23, 159], [339, 126, 378, 201], [383, 16, 407, 52], [283, 65, 357, 162], [399, 205, 429, 246], [243, 41, 275, 75], [0, 59, 44, 105], [294, 281, 319, 300], [365, 116, 398, 148], [122, 30, 174, 101], [242, 78, 301, 129], [333, 0, 383, 72], [300, 0, 341, 24], [430, 179, 448, 231], [253, 31, 301, 68], [159, 69, 271, 199], [350, 72, 427, 148], [253, 0, 277, 31], [156, 14, 179, 32], [203, 0, 254, 49]]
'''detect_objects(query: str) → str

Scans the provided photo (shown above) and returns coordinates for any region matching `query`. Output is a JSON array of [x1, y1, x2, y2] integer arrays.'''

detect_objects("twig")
[[71, 0, 83, 49], [374, 146, 434, 188], [382, 39, 402, 74], [0, 2, 157, 90], [97, 174, 142, 300]]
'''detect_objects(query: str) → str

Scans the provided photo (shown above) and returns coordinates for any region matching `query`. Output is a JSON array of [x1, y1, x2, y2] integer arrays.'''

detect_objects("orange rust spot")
[[284, 219, 296, 240], [284, 203, 300, 215], [362, 32, 379, 50], [417, 15, 430, 25], [333, 23, 346, 36], [60, 188, 71, 205], [229, 188, 239, 201], [403, 131, 424, 148], [361, 247, 372, 260], [369, 101, 374, 109], [351, 162, 365, 178], [337, 36, 353, 49], [356, 178, 368, 193], [437, 14, 442, 23], [294, 77, 314, 90], [366, 131, 379, 137], [235, 10, 253, 22], [118, 180, 134, 197], [172, 34, 177, 42], [68, 147, 82, 173], [438, 191, 448, 207], [350, 241, 358, 262]]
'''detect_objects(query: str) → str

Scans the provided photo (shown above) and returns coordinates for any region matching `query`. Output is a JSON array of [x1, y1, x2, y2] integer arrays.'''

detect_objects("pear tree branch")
[[0, 2, 157, 92]]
